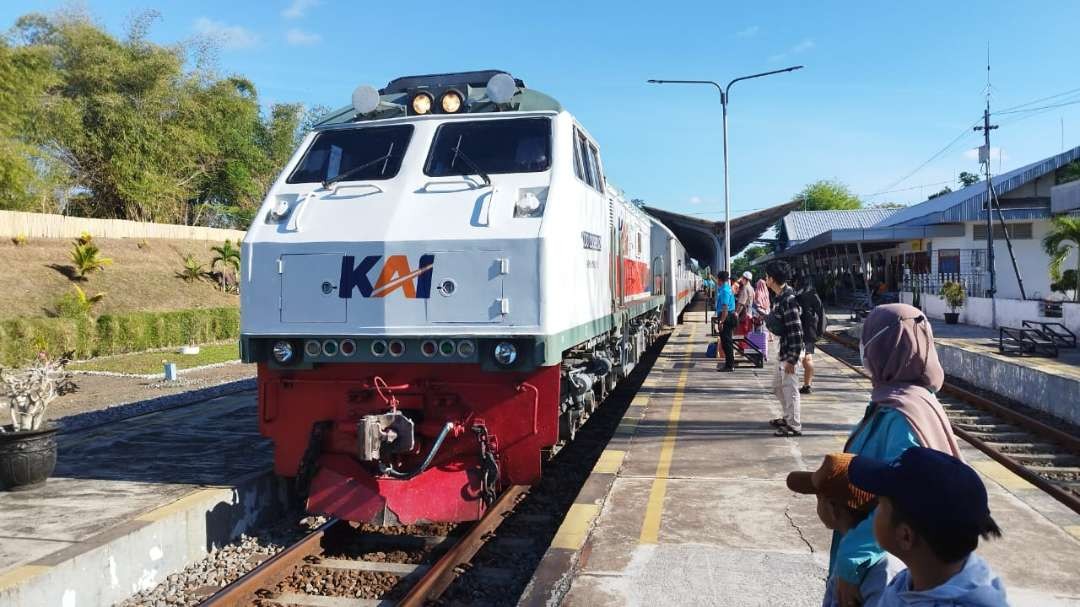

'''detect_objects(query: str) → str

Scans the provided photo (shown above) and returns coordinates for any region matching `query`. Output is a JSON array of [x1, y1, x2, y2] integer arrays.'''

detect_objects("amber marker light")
[[440, 90, 463, 113], [411, 92, 433, 115]]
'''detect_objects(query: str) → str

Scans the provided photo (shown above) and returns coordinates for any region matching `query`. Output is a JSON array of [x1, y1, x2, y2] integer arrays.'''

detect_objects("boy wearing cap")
[[849, 447, 1007, 607], [787, 453, 898, 607]]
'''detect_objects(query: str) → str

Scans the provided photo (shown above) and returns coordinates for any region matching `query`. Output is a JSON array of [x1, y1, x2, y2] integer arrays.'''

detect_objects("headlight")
[[411, 92, 433, 115], [514, 192, 543, 217], [493, 341, 517, 366], [440, 90, 463, 113], [272, 341, 294, 363]]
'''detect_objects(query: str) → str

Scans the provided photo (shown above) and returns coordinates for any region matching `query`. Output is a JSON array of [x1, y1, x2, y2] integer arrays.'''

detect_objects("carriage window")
[[287, 125, 413, 183], [426, 117, 551, 177], [577, 134, 596, 188], [588, 144, 604, 192]]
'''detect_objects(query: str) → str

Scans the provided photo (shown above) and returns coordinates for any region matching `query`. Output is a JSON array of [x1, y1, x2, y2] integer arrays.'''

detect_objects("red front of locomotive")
[[257, 350, 560, 524]]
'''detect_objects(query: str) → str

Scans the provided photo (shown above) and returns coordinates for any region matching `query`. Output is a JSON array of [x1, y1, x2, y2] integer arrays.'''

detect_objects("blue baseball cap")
[[849, 447, 990, 533]]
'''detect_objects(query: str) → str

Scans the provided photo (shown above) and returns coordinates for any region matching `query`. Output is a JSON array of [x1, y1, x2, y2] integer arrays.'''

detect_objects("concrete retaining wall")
[[0, 210, 245, 242], [935, 341, 1080, 427], [0, 469, 289, 607]]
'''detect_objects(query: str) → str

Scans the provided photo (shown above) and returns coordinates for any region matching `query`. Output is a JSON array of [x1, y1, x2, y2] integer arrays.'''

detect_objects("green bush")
[[0, 307, 240, 367]]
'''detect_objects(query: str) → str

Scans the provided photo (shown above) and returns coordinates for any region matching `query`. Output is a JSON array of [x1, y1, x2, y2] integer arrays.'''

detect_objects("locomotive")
[[240, 71, 699, 524]]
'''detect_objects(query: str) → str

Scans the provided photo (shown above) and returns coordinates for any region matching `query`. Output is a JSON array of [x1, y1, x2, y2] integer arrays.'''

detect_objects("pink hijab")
[[753, 278, 770, 312], [850, 303, 962, 458]]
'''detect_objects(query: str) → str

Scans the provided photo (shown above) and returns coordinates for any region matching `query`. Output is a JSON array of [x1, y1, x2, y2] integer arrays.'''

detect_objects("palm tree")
[[210, 240, 241, 292], [1042, 215, 1080, 301]]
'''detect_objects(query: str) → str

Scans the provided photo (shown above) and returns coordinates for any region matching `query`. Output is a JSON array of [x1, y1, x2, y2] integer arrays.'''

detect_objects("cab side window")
[[588, 144, 605, 193], [577, 132, 596, 189], [572, 130, 585, 181]]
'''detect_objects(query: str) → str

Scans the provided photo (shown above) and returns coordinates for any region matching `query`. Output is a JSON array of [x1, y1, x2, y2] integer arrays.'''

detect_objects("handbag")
[[706, 342, 718, 358]]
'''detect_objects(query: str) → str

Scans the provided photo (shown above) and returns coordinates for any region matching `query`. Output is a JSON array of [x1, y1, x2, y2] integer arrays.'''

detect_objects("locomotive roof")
[[315, 70, 563, 127]]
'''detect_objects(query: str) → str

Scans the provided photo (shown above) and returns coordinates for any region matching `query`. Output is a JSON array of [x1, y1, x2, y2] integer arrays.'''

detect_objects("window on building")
[[973, 222, 1033, 240], [938, 249, 961, 275]]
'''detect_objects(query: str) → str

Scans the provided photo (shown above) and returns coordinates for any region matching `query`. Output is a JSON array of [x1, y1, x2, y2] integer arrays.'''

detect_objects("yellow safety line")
[[0, 565, 50, 592], [639, 322, 696, 544]]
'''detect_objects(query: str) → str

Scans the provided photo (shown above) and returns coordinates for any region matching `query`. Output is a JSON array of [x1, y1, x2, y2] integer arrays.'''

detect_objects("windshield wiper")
[[450, 135, 491, 186], [322, 142, 395, 189]]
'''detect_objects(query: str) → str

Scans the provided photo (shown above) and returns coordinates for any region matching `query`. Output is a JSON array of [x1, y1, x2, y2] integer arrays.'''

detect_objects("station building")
[[768, 145, 1080, 331]]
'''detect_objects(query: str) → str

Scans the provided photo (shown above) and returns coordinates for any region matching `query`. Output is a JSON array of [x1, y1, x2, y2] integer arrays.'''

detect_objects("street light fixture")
[[648, 65, 804, 271]]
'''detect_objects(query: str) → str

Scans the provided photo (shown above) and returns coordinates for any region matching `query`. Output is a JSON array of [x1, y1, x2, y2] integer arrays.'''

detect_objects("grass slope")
[[0, 237, 239, 321], [69, 342, 240, 374]]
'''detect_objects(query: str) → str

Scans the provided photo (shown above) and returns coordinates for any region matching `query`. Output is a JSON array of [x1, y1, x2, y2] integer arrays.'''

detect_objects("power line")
[[861, 179, 954, 198], [996, 85, 1080, 113], [996, 96, 1080, 116], [876, 121, 981, 193]]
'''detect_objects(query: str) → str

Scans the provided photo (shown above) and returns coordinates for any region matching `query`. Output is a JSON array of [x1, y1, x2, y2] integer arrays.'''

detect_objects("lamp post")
[[649, 66, 803, 271]]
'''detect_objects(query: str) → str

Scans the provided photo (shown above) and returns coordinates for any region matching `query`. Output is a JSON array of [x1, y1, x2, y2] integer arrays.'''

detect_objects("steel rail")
[[200, 517, 347, 606], [398, 484, 529, 607], [821, 331, 1080, 516]]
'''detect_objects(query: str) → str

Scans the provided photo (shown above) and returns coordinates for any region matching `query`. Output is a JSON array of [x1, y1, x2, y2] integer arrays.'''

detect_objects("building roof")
[[781, 208, 901, 244], [877, 145, 1080, 227]]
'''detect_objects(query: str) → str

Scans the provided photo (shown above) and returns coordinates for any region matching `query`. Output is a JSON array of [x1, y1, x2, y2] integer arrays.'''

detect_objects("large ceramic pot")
[[944, 312, 960, 324], [0, 424, 58, 490]]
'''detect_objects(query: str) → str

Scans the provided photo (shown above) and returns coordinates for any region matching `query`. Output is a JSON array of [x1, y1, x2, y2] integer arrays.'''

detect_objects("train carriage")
[[240, 71, 697, 524]]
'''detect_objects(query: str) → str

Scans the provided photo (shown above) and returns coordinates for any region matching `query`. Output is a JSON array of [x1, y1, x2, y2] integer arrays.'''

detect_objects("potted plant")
[[939, 281, 966, 324], [0, 353, 76, 490]]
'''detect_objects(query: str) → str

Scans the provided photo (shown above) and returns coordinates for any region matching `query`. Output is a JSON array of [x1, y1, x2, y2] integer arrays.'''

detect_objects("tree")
[[730, 244, 769, 279], [1, 10, 307, 228], [928, 187, 952, 200], [795, 180, 861, 211], [959, 171, 981, 187], [869, 201, 907, 209], [1042, 216, 1080, 302]]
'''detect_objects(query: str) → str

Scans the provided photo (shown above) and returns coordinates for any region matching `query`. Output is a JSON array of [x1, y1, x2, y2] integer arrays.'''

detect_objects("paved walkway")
[[0, 391, 268, 579], [558, 311, 1080, 607]]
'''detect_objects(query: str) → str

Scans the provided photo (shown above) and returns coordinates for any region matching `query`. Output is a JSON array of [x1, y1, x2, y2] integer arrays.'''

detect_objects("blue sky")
[[7, 1, 1080, 228]]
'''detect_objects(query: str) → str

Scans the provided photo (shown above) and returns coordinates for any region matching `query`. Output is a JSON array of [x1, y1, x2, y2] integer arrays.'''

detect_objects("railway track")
[[201, 485, 528, 607], [820, 330, 1080, 515]]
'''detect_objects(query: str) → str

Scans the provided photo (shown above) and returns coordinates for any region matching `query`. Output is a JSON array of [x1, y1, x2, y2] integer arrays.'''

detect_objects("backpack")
[[797, 289, 822, 340]]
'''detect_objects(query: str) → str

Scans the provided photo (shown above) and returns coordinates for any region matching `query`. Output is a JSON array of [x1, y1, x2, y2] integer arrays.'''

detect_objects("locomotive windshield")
[[287, 125, 413, 184], [425, 117, 551, 177]]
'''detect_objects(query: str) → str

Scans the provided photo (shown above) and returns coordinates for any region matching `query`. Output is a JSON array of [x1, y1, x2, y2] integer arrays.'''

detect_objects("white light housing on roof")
[[486, 73, 517, 104], [351, 85, 380, 115]]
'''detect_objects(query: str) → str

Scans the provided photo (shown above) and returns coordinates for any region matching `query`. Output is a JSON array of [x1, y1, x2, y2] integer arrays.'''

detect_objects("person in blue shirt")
[[831, 304, 963, 607], [715, 270, 737, 372]]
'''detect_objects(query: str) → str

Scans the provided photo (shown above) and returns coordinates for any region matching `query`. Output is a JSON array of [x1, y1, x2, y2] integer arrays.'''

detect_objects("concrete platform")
[[0, 391, 283, 607], [521, 311, 1080, 607], [828, 310, 1080, 428]]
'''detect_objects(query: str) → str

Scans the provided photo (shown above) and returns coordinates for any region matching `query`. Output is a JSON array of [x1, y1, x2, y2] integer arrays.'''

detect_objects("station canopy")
[[645, 201, 800, 271]]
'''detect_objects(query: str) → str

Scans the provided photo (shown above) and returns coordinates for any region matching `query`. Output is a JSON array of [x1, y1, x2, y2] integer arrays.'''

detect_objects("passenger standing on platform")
[[849, 448, 1007, 607], [786, 453, 898, 607], [764, 261, 803, 435], [794, 272, 826, 394], [715, 270, 737, 373], [736, 271, 755, 324], [832, 303, 963, 607]]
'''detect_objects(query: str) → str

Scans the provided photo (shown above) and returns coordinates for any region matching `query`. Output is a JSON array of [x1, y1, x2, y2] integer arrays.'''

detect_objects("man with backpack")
[[764, 261, 804, 436], [794, 271, 826, 394]]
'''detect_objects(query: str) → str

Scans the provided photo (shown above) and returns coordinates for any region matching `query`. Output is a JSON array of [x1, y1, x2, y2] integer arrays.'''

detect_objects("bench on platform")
[[1021, 320, 1077, 348], [836, 291, 871, 320], [998, 326, 1059, 358]]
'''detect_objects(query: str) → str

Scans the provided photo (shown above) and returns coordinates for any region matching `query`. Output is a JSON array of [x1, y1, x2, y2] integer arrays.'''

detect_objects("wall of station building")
[[887, 218, 1076, 300]]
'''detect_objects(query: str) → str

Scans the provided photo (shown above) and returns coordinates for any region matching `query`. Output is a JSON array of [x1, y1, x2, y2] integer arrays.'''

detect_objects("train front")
[[240, 72, 562, 524]]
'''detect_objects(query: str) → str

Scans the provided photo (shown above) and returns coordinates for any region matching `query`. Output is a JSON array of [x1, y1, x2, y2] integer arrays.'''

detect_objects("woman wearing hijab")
[[752, 278, 771, 319], [831, 303, 962, 607]]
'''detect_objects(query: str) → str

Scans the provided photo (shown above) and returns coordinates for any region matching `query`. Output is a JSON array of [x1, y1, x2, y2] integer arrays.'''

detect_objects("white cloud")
[[286, 28, 321, 45], [769, 38, 815, 62], [689, 196, 703, 205], [736, 26, 759, 38], [194, 17, 258, 49], [282, 0, 321, 19]]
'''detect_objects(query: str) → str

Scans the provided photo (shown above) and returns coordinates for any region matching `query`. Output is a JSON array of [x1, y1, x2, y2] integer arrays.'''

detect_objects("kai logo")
[[339, 254, 435, 299]]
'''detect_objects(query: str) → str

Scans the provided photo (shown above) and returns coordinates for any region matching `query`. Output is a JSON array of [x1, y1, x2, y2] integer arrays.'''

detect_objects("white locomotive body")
[[241, 71, 698, 523]]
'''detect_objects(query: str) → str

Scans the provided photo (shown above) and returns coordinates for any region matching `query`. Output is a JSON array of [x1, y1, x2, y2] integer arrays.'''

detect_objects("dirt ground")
[[0, 361, 256, 425]]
